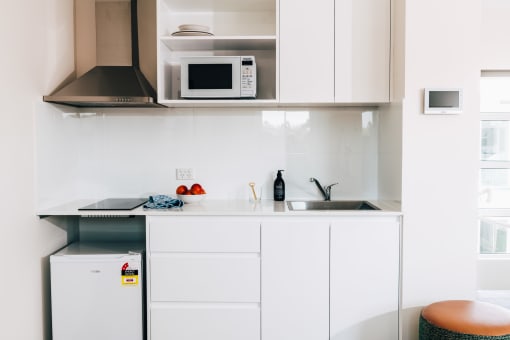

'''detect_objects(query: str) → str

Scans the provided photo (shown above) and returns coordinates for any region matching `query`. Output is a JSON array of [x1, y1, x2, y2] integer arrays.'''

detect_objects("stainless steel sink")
[[287, 200, 380, 211]]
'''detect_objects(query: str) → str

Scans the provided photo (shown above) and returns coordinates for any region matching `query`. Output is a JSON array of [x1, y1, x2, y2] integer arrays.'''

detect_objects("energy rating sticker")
[[121, 262, 139, 286]]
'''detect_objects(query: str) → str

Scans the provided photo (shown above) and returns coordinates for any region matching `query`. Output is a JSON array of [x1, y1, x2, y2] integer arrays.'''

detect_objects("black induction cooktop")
[[78, 198, 148, 211]]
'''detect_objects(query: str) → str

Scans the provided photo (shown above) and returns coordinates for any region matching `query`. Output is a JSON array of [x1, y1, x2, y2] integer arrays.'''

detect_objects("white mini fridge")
[[50, 242, 144, 340]]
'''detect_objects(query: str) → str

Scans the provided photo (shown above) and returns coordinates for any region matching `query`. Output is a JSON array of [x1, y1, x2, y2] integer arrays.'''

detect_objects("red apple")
[[176, 185, 188, 195], [190, 183, 205, 195]]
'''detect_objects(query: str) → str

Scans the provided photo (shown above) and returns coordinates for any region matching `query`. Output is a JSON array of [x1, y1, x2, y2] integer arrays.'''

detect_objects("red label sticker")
[[120, 262, 139, 286]]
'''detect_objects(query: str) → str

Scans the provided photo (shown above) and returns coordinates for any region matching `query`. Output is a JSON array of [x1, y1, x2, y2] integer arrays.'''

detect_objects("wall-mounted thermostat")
[[423, 88, 463, 114]]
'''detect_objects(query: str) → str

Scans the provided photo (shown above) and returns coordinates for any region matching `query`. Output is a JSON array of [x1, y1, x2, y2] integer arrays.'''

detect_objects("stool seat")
[[420, 300, 510, 338]]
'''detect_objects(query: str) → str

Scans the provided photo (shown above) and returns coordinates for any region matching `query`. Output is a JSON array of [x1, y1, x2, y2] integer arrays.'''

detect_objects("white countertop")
[[37, 199, 402, 217]]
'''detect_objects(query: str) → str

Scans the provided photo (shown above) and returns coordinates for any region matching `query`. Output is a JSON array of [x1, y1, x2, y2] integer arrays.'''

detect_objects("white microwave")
[[180, 56, 257, 99]]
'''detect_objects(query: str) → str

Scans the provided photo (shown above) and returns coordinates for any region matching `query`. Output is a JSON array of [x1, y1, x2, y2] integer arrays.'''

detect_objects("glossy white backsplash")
[[35, 104, 379, 208]]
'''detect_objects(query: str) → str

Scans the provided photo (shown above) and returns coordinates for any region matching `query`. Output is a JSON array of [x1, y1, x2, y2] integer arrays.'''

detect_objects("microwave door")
[[190, 64, 231, 89], [181, 57, 241, 98]]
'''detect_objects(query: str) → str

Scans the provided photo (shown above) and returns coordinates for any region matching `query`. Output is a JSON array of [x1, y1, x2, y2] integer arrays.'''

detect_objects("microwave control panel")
[[240, 57, 257, 98]]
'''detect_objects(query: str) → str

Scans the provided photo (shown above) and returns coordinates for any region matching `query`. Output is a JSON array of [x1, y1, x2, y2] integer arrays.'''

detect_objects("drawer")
[[151, 254, 260, 302], [148, 217, 260, 253], [151, 305, 260, 340]]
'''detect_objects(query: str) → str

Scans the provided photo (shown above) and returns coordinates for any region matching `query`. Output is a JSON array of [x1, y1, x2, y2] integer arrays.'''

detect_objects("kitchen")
[[0, 0, 499, 339]]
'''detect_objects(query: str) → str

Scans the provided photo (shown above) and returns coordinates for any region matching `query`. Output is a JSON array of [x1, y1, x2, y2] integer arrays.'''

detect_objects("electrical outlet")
[[176, 168, 194, 180]]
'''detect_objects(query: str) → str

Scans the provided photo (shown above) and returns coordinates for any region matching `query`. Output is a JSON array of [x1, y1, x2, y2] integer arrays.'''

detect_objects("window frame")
[[479, 72, 510, 255]]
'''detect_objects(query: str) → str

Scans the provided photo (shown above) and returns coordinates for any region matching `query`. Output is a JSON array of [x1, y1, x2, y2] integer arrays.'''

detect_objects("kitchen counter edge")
[[37, 199, 402, 217]]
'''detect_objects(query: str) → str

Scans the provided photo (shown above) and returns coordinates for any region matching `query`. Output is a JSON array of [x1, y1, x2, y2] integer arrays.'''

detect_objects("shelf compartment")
[[156, 0, 277, 106]]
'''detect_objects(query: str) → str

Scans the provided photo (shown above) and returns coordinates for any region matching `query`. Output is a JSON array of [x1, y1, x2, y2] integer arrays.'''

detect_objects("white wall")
[[0, 1, 72, 339], [377, 0, 405, 202], [378, 102, 402, 201], [481, 0, 510, 70], [400, 1, 481, 339]]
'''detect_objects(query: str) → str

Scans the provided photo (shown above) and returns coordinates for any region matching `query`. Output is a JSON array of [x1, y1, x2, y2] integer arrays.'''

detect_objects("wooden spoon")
[[249, 182, 258, 201]]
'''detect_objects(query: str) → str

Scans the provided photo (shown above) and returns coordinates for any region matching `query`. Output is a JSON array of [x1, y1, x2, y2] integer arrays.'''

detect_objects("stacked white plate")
[[172, 24, 213, 36]]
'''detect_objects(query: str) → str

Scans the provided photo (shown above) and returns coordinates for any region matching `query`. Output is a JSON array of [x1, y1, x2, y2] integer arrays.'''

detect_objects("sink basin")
[[287, 200, 380, 211]]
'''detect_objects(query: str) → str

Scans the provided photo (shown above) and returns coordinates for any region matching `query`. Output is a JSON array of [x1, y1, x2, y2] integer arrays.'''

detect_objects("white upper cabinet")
[[156, 0, 277, 106], [481, 1, 510, 70], [155, 0, 390, 106], [279, 0, 335, 103], [279, 0, 390, 104], [335, 0, 390, 103]]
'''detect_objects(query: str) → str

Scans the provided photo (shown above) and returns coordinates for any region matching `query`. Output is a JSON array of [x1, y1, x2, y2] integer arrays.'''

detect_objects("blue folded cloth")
[[143, 195, 184, 209]]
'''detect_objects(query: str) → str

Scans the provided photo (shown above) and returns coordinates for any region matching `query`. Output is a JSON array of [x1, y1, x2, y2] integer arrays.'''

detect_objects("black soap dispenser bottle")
[[273, 170, 285, 201]]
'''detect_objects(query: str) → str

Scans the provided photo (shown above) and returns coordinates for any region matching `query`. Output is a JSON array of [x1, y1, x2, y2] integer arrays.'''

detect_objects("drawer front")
[[151, 305, 260, 340], [148, 217, 260, 253], [151, 254, 260, 302]]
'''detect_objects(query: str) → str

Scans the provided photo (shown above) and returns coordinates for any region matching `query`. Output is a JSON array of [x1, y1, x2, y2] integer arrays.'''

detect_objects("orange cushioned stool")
[[419, 300, 510, 340]]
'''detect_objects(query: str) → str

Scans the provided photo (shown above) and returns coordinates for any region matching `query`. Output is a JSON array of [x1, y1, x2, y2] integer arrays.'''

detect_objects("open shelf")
[[160, 0, 275, 12], [158, 99, 279, 107], [160, 35, 277, 52]]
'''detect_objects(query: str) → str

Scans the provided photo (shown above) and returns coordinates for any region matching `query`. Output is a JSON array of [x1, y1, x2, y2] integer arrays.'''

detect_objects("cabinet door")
[[151, 305, 260, 340], [151, 254, 260, 302], [279, 0, 334, 103], [261, 219, 330, 340], [148, 216, 260, 253], [330, 217, 400, 340], [147, 216, 261, 340], [335, 0, 390, 103]]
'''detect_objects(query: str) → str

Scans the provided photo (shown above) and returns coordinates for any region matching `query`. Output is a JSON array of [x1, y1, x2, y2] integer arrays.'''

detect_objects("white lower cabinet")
[[330, 217, 400, 340], [147, 216, 261, 340], [150, 254, 260, 302], [261, 219, 330, 340], [151, 306, 260, 340], [147, 215, 400, 340], [260, 216, 400, 340]]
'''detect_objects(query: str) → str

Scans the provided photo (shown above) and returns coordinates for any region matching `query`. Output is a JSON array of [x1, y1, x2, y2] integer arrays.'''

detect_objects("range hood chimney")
[[44, 0, 162, 108]]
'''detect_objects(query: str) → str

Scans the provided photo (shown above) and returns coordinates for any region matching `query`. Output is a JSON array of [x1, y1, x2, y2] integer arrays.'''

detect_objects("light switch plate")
[[176, 168, 194, 180]]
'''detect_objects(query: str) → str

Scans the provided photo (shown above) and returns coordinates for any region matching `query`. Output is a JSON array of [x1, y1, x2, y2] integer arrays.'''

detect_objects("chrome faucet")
[[310, 177, 338, 201]]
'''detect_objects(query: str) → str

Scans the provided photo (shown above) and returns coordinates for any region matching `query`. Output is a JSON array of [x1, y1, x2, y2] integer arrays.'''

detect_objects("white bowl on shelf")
[[178, 24, 210, 32], [177, 194, 207, 204]]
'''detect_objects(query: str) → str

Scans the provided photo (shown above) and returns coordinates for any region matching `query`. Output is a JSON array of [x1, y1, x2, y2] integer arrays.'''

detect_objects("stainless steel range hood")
[[44, 0, 162, 108]]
